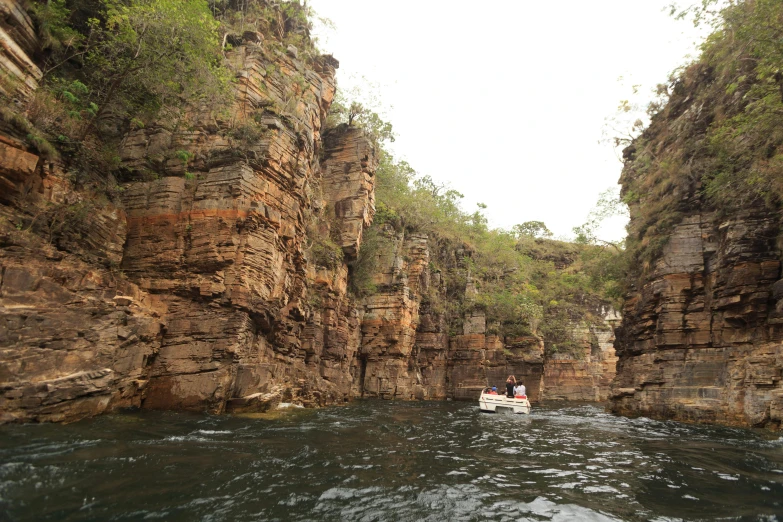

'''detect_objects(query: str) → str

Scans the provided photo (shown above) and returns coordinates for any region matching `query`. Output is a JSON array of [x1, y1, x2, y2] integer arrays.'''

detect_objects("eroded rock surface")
[[115, 42, 377, 413], [0, 0, 40, 105], [542, 311, 619, 401], [355, 233, 547, 403], [0, 0, 615, 422], [612, 211, 783, 428], [611, 53, 783, 428], [0, 145, 153, 423], [0, 5, 376, 421]]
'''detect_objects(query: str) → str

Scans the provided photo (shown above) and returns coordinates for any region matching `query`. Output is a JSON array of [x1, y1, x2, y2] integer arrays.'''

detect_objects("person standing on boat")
[[505, 375, 516, 398], [514, 382, 526, 398]]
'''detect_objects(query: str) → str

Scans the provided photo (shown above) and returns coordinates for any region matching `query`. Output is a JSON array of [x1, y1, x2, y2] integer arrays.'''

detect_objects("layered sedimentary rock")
[[115, 43, 377, 413], [355, 234, 547, 402], [0, 0, 40, 105], [449, 331, 544, 402], [542, 311, 619, 401], [0, 2, 164, 422], [0, 0, 615, 423], [0, 130, 166, 422], [611, 46, 783, 428], [0, 0, 379, 422], [0, 222, 165, 422], [357, 232, 429, 399], [612, 211, 783, 428], [321, 126, 376, 259]]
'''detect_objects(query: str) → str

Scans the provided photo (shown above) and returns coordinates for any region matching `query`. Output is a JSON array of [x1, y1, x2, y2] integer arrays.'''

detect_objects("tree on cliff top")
[[512, 221, 553, 239], [30, 0, 231, 135], [86, 0, 230, 131], [327, 78, 396, 145]]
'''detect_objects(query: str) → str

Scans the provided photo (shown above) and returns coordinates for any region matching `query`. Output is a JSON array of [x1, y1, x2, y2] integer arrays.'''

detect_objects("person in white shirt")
[[513, 383, 526, 397]]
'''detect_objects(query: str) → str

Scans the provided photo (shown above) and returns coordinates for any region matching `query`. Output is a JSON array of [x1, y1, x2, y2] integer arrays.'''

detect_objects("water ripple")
[[0, 401, 781, 521]]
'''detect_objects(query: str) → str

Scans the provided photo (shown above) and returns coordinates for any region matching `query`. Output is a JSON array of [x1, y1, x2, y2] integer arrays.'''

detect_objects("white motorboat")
[[478, 389, 531, 414]]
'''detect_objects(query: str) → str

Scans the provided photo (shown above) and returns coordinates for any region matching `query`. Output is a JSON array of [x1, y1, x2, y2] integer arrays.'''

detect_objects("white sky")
[[308, 1, 706, 241]]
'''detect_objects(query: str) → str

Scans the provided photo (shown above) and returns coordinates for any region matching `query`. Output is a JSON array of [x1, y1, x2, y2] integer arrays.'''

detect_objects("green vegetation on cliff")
[[327, 97, 623, 357], [4, 0, 322, 183], [18, 0, 230, 146], [700, 0, 783, 209], [623, 0, 783, 272], [6, 0, 626, 359]]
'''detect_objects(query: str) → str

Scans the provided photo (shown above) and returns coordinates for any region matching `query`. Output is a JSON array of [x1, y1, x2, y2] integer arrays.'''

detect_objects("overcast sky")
[[308, 1, 705, 241]]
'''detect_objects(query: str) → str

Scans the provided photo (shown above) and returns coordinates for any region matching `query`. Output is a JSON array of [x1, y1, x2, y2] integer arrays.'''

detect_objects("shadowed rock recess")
[[0, 0, 618, 423]]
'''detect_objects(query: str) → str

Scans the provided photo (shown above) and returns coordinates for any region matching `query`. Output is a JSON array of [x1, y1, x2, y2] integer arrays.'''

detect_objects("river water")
[[0, 400, 781, 521]]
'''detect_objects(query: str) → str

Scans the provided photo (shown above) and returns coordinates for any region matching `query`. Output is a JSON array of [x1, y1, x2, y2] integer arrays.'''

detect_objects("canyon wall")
[[352, 232, 617, 404], [542, 310, 619, 402], [612, 210, 783, 428], [0, 0, 614, 423], [611, 46, 783, 429], [0, 0, 377, 422], [353, 230, 547, 403]]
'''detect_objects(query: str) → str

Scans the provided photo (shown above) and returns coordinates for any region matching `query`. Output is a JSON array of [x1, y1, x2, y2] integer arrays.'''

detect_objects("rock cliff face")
[[0, 0, 378, 422], [612, 210, 783, 428], [352, 232, 620, 404], [356, 237, 547, 403], [115, 44, 377, 413], [542, 310, 619, 402], [0, 0, 615, 423], [611, 53, 783, 428], [0, 0, 39, 105]]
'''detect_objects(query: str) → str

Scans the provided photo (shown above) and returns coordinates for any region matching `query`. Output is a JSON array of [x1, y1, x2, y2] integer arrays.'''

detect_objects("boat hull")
[[478, 392, 531, 414]]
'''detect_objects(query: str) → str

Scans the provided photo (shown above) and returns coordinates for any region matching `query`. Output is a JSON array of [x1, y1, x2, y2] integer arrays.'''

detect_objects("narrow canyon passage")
[[1, 0, 783, 518]]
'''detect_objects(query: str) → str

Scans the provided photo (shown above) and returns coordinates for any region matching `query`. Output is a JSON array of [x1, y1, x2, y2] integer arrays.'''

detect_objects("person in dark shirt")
[[505, 375, 516, 398]]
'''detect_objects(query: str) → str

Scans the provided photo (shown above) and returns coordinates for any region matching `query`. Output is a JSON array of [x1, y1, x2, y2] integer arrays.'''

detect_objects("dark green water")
[[0, 401, 781, 521]]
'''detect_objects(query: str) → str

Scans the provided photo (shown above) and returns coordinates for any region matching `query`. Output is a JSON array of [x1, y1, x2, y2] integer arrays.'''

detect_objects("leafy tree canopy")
[[512, 221, 553, 239], [30, 0, 232, 133]]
